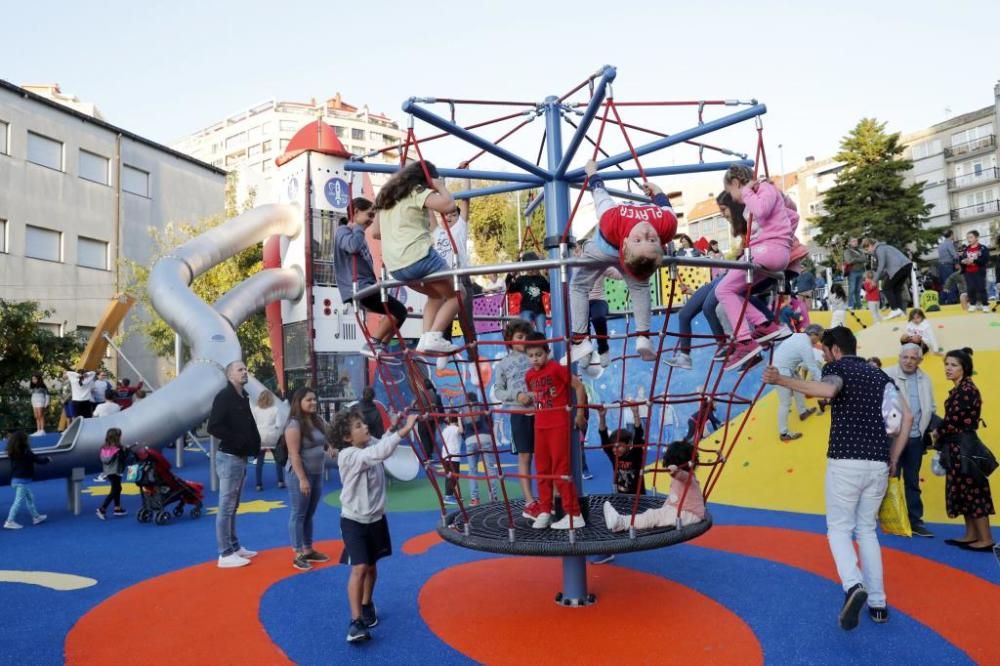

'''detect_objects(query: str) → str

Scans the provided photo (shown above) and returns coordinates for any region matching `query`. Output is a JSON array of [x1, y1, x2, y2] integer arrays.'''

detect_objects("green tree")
[[465, 186, 546, 264], [122, 176, 274, 383], [814, 118, 936, 262], [0, 299, 85, 430]]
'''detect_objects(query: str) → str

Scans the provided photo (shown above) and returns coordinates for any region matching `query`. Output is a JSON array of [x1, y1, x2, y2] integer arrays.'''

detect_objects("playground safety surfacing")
[[3, 306, 1000, 665]]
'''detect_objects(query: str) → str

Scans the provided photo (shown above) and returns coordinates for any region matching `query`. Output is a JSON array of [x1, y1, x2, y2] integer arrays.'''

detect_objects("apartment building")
[[171, 94, 405, 202], [0, 80, 226, 383], [902, 88, 999, 246]]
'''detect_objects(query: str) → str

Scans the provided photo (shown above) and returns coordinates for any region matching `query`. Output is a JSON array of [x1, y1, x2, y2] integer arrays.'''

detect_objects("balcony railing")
[[947, 167, 1000, 190], [943, 134, 995, 159], [950, 199, 1000, 221]]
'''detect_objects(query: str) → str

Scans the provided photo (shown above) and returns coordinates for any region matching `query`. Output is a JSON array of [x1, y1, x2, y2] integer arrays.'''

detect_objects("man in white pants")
[[763, 326, 911, 630], [771, 323, 823, 441]]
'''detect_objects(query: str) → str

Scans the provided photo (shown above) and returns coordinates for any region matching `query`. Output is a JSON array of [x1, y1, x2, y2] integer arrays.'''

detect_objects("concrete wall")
[[0, 84, 225, 385]]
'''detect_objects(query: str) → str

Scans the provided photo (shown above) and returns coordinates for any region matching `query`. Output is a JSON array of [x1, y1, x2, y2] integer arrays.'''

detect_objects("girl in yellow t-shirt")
[[372, 161, 460, 355]]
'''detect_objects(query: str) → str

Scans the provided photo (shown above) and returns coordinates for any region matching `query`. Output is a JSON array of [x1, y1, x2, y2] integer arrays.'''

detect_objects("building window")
[[262, 140, 272, 153], [280, 120, 299, 132], [0, 120, 8, 155], [262, 160, 273, 172], [37, 322, 62, 336], [77, 236, 109, 270], [248, 143, 262, 158], [78, 150, 110, 185], [225, 132, 246, 150], [247, 125, 262, 142], [0, 218, 6, 253], [911, 139, 942, 160], [351, 128, 365, 141], [333, 126, 345, 138], [27, 131, 63, 170], [123, 165, 150, 196], [279, 138, 290, 151], [383, 134, 397, 144], [25, 225, 62, 262], [262, 121, 272, 134]]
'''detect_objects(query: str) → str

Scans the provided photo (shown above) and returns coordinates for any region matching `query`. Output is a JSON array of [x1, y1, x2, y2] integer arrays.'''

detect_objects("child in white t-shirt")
[[440, 414, 463, 505]]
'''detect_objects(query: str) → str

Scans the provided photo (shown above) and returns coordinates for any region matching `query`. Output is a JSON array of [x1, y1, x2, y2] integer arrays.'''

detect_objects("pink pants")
[[716, 243, 790, 341]]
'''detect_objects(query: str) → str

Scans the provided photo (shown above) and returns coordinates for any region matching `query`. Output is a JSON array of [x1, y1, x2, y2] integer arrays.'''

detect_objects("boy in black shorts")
[[333, 408, 419, 643]]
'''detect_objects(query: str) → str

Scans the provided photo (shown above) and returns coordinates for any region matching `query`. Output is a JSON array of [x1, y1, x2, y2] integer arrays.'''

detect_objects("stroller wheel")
[[137, 508, 152, 523], [173, 505, 185, 517], [154, 511, 171, 526], [190, 506, 202, 519]]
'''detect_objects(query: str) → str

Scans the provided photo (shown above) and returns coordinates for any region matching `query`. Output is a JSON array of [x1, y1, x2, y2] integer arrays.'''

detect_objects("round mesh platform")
[[436, 494, 712, 556]]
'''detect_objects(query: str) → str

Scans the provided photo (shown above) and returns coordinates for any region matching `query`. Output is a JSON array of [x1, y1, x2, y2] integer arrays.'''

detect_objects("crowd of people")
[[25, 369, 144, 436]]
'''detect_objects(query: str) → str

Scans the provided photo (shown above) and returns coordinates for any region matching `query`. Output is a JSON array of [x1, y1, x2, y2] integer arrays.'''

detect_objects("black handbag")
[[958, 432, 998, 479]]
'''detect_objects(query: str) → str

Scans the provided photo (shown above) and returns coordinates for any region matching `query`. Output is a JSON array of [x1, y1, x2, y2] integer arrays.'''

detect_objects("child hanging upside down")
[[603, 440, 705, 531], [717, 165, 795, 371], [371, 160, 461, 356], [519, 332, 589, 529], [568, 160, 678, 364]]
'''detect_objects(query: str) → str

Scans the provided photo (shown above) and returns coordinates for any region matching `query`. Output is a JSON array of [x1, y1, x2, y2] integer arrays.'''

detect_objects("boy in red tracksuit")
[[519, 332, 589, 529]]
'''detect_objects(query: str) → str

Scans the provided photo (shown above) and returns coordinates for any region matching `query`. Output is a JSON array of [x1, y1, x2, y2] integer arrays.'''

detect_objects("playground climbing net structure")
[[344, 65, 783, 603]]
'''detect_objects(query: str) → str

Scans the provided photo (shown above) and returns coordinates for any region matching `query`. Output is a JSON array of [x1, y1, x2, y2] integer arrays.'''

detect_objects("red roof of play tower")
[[275, 119, 351, 165]]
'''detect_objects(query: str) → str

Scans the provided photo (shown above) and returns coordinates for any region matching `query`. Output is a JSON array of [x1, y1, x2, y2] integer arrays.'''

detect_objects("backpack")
[[99, 445, 120, 465]]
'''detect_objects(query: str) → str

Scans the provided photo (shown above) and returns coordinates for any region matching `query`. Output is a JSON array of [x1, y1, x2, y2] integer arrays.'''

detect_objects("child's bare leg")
[[362, 564, 377, 606], [348, 563, 370, 620], [518, 453, 535, 503], [428, 280, 459, 333]]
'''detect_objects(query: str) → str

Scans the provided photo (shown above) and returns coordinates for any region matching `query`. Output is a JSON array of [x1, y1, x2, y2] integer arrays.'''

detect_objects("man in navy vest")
[[763, 327, 911, 631]]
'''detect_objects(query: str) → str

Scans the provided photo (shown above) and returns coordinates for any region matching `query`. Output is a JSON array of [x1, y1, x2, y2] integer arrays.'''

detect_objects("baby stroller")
[[128, 446, 204, 525]]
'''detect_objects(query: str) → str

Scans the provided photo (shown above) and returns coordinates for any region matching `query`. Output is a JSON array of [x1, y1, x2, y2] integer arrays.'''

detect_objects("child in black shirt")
[[599, 405, 646, 496], [508, 252, 551, 334]]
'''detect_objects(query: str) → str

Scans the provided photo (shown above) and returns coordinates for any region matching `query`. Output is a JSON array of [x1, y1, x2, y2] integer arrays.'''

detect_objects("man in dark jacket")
[[357, 387, 385, 439], [208, 360, 261, 568]]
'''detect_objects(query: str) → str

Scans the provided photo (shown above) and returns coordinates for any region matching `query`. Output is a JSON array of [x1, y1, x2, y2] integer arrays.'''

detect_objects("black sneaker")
[[911, 524, 934, 538], [346, 618, 371, 643], [361, 602, 378, 628], [868, 606, 889, 624], [839, 583, 868, 631], [292, 555, 312, 571]]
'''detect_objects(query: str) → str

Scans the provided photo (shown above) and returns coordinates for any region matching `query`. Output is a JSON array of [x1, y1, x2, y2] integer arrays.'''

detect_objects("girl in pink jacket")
[[716, 166, 795, 370]]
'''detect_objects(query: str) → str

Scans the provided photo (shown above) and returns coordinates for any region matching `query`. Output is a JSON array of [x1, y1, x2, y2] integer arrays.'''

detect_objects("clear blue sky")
[[4, 0, 999, 199]]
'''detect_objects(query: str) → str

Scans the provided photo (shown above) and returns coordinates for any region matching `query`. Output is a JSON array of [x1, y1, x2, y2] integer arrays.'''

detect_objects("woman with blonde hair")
[[251, 389, 286, 492]]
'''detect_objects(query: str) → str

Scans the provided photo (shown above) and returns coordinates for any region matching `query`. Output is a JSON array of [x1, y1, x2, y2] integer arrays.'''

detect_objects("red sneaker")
[[724, 340, 762, 372], [521, 500, 542, 519], [469, 498, 481, 507], [752, 322, 790, 344]]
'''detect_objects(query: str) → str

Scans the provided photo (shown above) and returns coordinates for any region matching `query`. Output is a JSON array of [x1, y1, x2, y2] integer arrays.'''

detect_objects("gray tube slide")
[[1, 204, 303, 484]]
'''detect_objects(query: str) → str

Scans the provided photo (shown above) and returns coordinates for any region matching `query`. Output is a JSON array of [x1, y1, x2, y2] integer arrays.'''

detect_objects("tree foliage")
[[0, 299, 85, 430], [122, 177, 274, 382], [465, 185, 546, 264], [814, 118, 936, 263]]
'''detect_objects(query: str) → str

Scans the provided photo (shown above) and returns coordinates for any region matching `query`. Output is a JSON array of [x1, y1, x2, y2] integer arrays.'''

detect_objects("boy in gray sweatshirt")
[[491, 319, 542, 519], [332, 408, 419, 644]]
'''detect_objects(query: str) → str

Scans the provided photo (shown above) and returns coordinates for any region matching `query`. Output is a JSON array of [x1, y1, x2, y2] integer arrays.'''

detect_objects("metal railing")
[[943, 134, 995, 159], [950, 199, 1000, 221], [947, 167, 1000, 190]]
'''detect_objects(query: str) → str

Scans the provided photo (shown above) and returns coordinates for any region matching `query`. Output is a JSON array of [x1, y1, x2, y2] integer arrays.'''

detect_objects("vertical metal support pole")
[[210, 436, 219, 492], [175, 436, 184, 469], [542, 96, 593, 607]]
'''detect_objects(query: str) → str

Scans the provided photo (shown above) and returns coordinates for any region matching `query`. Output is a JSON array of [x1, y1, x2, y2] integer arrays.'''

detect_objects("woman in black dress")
[[935, 348, 994, 551]]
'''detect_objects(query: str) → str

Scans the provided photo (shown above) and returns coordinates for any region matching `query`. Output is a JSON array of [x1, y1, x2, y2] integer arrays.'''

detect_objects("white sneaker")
[[236, 547, 258, 559], [599, 351, 610, 368], [663, 352, 692, 369], [550, 513, 586, 530], [436, 354, 450, 371], [886, 309, 904, 320], [31, 430, 45, 437], [4, 520, 23, 530], [561, 339, 593, 366], [218, 553, 251, 568], [603, 501, 624, 532], [635, 336, 656, 361], [532, 512, 552, 529], [419, 333, 458, 354], [32, 514, 47, 525]]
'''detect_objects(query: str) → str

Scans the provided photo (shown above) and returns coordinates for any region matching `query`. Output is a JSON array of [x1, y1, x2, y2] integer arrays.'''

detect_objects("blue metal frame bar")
[[553, 66, 616, 180], [568, 182, 649, 203], [403, 99, 552, 181], [523, 190, 545, 218], [563, 104, 767, 180], [573, 160, 754, 183], [452, 181, 539, 200], [344, 161, 544, 185]]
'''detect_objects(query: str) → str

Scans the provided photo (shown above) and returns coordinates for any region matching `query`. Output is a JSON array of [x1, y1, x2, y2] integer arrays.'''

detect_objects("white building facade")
[[0, 80, 226, 384]]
